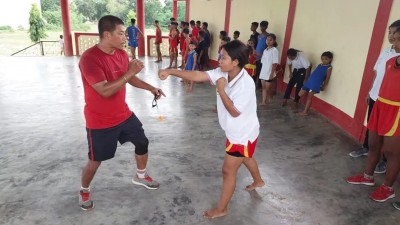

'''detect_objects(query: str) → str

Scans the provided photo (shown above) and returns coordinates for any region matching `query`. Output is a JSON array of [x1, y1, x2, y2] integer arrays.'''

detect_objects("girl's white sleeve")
[[272, 48, 279, 64]]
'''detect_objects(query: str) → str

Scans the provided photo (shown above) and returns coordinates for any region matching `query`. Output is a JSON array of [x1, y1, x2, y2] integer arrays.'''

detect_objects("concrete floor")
[[0, 56, 399, 225]]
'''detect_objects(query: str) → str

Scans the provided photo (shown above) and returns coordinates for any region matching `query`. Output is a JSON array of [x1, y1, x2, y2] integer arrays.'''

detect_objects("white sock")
[[81, 186, 90, 192], [137, 168, 146, 179], [364, 173, 373, 179]]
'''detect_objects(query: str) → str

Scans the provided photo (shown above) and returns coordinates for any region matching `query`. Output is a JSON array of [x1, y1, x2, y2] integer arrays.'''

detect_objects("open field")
[[0, 24, 160, 56]]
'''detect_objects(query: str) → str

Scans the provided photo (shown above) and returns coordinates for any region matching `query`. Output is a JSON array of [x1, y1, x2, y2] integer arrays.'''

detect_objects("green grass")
[[0, 23, 160, 56]]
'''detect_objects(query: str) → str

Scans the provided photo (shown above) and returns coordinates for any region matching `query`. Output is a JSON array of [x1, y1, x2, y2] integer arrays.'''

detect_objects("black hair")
[[321, 51, 334, 60], [287, 48, 300, 57], [196, 20, 201, 24], [180, 21, 185, 24], [248, 38, 255, 43], [185, 22, 190, 26], [267, 33, 277, 47], [251, 22, 259, 27], [99, 15, 124, 38], [60, 35, 63, 38], [222, 36, 231, 42], [222, 40, 249, 68], [170, 17, 175, 21], [393, 26, 400, 35], [155, 20, 159, 24], [260, 20, 269, 28], [190, 20, 195, 25], [202, 22, 208, 27], [189, 41, 197, 46], [234, 31, 240, 35], [183, 28, 189, 34], [220, 31, 227, 37], [130, 18, 136, 24], [389, 20, 400, 28]]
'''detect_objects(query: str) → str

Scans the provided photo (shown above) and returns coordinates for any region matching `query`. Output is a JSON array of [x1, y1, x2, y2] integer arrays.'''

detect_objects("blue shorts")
[[129, 40, 138, 47]]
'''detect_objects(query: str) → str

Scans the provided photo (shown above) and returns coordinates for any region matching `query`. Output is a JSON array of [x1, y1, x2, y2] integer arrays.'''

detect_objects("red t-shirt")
[[79, 45, 132, 129], [191, 27, 199, 42], [379, 56, 400, 101], [155, 27, 162, 44], [169, 32, 178, 48], [179, 32, 185, 49]]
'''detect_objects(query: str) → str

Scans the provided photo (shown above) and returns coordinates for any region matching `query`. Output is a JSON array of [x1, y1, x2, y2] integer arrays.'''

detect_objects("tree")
[[28, 3, 47, 42], [125, 10, 136, 26], [41, 0, 59, 12]]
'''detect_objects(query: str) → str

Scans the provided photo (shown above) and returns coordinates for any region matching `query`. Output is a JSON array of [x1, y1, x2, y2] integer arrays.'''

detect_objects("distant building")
[[0, 0, 41, 29]]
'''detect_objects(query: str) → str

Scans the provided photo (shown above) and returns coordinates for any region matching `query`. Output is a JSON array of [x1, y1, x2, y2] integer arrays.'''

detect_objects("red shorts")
[[367, 97, 400, 136], [169, 47, 178, 54], [225, 138, 258, 158]]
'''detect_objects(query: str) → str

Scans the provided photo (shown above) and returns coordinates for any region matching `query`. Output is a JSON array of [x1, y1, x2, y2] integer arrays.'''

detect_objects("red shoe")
[[370, 185, 395, 202], [346, 173, 375, 186]]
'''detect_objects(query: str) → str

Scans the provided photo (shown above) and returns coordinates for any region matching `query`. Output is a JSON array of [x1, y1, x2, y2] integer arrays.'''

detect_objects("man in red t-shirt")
[[190, 20, 199, 42], [78, 15, 165, 211]]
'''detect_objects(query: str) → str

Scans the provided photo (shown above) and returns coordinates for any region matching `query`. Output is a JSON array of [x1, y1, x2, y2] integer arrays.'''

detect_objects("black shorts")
[[86, 113, 148, 161]]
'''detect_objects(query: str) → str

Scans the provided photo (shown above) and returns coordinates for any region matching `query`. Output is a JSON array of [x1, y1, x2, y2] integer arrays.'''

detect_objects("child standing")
[[154, 20, 162, 62], [259, 33, 279, 105], [298, 51, 333, 115], [184, 41, 198, 92], [158, 40, 265, 219], [244, 38, 257, 76], [282, 48, 311, 107], [59, 35, 64, 55], [168, 23, 179, 68]]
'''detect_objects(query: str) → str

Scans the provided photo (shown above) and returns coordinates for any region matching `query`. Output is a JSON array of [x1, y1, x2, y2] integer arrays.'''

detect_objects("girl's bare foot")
[[258, 102, 267, 106], [298, 111, 309, 116], [203, 208, 228, 219], [245, 180, 265, 191]]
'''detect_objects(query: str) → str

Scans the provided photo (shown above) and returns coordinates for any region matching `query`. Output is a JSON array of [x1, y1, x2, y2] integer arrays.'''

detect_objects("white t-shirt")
[[369, 47, 400, 101], [260, 47, 279, 80], [207, 68, 260, 145], [287, 52, 310, 70]]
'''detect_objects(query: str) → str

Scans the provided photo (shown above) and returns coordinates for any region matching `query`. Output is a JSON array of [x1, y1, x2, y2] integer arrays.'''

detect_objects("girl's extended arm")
[[159, 69, 209, 82]]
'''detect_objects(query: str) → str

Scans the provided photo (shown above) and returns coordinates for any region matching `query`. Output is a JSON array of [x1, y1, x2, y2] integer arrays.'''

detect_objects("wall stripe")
[[352, 0, 394, 141], [277, 0, 297, 92], [224, 0, 232, 34]]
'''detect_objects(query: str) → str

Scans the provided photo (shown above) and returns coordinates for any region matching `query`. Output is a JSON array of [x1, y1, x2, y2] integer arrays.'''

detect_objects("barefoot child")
[[298, 51, 333, 115], [158, 40, 265, 219], [259, 33, 279, 105], [244, 38, 257, 77], [184, 41, 198, 92]]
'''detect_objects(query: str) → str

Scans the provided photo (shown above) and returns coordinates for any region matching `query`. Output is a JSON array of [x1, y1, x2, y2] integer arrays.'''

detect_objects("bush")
[[0, 25, 13, 31]]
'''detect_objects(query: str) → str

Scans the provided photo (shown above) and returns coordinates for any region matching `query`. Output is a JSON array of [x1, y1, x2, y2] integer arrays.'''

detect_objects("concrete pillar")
[[60, 0, 73, 56], [136, 0, 145, 56]]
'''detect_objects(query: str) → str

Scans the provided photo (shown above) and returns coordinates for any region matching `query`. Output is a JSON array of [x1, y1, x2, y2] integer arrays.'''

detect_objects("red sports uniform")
[[368, 56, 400, 136]]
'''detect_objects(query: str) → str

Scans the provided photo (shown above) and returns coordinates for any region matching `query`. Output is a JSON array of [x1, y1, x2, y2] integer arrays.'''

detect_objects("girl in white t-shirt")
[[259, 33, 279, 105], [158, 40, 264, 219]]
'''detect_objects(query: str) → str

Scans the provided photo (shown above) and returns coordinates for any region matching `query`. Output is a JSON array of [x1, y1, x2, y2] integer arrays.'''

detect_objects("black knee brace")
[[134, 137, 149, 155]]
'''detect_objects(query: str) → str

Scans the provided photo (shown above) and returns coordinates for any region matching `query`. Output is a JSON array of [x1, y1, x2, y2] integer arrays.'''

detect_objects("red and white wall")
[[188, 0, 400, 143]]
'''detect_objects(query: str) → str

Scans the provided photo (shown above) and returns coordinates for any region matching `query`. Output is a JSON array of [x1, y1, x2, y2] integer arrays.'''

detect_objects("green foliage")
[[0, 25, 13, 31], [41, 0, 59, 12], [43, 10, 62, 28], [125, 10, 137, 26], [28, 3, 47, 42], [177, 2, 185, 22]]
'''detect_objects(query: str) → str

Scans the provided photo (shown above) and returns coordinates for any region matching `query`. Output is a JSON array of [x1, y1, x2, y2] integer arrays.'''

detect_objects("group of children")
[[228, 21, 334, 115], [156, 18, 400, 218]]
